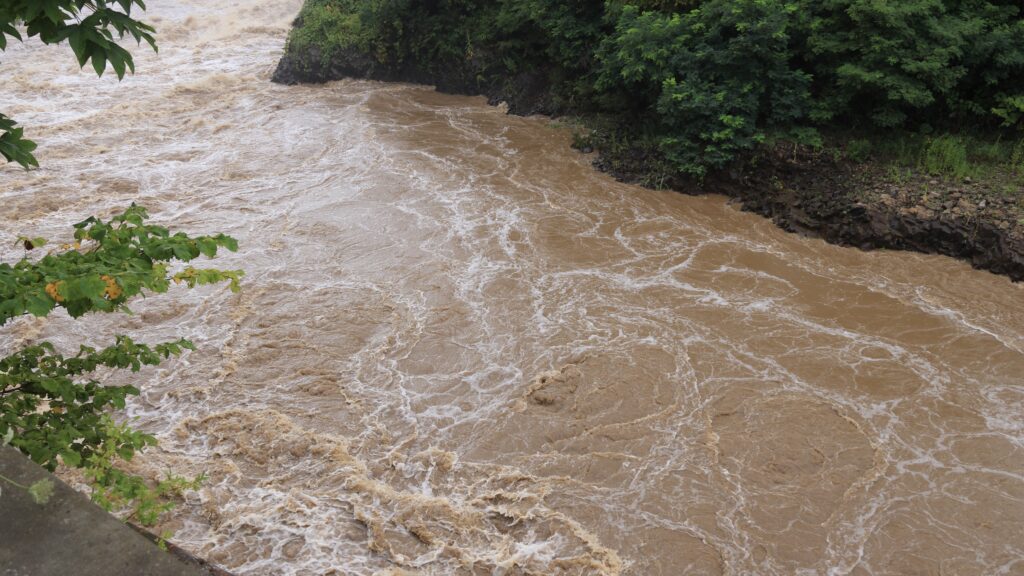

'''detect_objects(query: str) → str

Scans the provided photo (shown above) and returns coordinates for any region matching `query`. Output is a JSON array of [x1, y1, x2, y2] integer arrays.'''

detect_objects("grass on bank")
[[843, 134, 1024, 184]]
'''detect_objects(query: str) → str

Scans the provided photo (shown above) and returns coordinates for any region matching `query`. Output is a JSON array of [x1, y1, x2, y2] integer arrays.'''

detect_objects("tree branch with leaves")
[[0, 1, 239, 529], [1, 0, 157, 168], [1, 207, 242, 522]]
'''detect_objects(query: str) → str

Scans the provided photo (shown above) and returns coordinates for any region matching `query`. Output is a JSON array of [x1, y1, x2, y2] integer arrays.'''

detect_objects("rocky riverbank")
[[273, 49, 1024, 282], [707, 149, 1024, 281]]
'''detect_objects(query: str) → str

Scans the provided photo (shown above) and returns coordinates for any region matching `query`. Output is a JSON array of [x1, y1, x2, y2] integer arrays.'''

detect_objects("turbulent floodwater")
[[3, 1, 1024, 574]]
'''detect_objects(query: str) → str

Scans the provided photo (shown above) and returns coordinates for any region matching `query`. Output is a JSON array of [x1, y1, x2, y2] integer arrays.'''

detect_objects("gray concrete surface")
[[0, 445, 207, 576]]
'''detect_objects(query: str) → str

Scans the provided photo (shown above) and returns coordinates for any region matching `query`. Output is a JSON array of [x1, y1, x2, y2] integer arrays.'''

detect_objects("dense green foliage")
[[286, 0, 1024, 178], [1, 208, 241, 524], [0, 0, 157, 168], [596, 2, 816, 175]]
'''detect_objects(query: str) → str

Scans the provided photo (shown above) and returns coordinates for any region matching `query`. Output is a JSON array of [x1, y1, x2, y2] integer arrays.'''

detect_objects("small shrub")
[[287, 1, 367, 69], [846, 138, 872, 163], [993, 95, 1024, 130], [923, 135, 971, 179], [971, 139, 1007, 165], [571, 128, 593, 151], [886, 164, 910, 185], [1011, 137, 1024, 175]]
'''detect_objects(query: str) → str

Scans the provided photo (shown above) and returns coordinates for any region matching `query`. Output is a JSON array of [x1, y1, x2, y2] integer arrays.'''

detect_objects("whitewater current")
[[2, 1, 1023, 574]]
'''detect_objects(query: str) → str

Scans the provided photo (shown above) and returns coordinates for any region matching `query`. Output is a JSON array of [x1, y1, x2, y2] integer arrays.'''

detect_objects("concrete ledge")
[[0, 446, 208, 576]]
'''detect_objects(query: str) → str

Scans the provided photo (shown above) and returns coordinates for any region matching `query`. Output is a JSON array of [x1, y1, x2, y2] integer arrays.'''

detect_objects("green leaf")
[[107, 46, 127, 79], [92, 50, 107, 76], [26, 294, 55, 318], [197, 238, 218, 258], [0, 114, 39, 169], [63, 276, 107, 300], [60, 449, 82, 467], [171, 244, 194, 261]]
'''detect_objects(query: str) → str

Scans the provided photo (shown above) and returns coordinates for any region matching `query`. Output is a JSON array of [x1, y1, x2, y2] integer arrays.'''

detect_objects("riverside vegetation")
[[275, 0, 1024, 279], [1, 207, 242, 523], [1, 1, 242, 529]]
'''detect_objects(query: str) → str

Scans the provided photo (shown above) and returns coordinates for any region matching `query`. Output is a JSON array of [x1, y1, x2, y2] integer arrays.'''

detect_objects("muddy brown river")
[[2, 1, 1023, 574]]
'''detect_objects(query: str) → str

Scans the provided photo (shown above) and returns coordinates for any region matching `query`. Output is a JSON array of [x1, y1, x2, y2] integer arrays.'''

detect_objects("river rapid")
[[2, 1, 1023, 574]]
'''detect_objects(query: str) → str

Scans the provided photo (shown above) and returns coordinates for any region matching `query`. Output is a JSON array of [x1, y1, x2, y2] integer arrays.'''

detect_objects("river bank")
[[273, 47, 1024, 282], [705, 148, 1024, 281]]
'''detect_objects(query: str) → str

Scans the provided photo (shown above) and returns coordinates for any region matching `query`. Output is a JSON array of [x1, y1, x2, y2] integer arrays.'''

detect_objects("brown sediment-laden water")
[[2, 1, 1023, 574]]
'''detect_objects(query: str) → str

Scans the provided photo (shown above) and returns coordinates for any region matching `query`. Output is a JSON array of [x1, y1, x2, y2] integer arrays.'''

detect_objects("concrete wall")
[[0, 446, 210, 576]]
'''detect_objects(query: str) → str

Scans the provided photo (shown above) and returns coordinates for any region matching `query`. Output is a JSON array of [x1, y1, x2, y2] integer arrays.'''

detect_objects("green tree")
[[0, 0, 156, 168], [597, 0, 814, 176], [801, 0, 1022, 129], [1, 206, 242, 522]]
